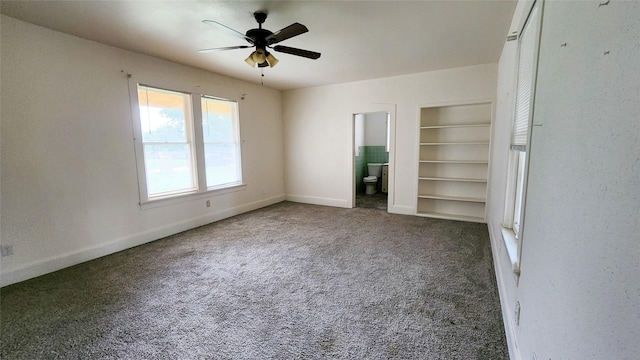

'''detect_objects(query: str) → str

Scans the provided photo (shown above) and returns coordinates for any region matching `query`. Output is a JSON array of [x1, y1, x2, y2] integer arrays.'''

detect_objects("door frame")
[[349, 103, 397, 209]]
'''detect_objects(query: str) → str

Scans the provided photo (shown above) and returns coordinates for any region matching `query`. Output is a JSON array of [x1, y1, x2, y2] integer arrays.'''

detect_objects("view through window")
[[134, 85, 242, 202]]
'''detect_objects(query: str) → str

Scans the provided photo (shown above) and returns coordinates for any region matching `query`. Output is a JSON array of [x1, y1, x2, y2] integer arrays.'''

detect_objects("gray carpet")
[[1, 201, 508, 359]]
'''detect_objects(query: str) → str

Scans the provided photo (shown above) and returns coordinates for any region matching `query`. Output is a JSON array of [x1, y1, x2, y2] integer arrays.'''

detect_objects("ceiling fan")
[[199, 11, 321, 68]]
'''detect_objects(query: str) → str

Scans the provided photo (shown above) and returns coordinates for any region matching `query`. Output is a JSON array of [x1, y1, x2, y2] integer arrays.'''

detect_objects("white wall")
[[0, 15, 285, 286], [354, 114, 364, 156], [363, 112, 387, 146], [282, 64, 497, 212], [487, 1, 640, 359], [486, 6, 521, 359]]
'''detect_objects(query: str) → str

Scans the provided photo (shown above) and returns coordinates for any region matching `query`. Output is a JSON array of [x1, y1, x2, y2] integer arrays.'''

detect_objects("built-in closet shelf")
[[419, 160, 489, 164], [417, 194, 486, 203], [419, 142, 490, 146], [418, 177, 487, 183], [420, 123, 491, 129], [416, 212, 485, 223], [417, 102, 492, 223]]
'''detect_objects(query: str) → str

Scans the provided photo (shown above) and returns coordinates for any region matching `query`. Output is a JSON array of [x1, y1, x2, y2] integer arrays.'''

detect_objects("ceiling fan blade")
[[202, 20, 254, 44], [273, 45, 321, 60], [198, 45, 251, 53], [266, 23, 308, 44]]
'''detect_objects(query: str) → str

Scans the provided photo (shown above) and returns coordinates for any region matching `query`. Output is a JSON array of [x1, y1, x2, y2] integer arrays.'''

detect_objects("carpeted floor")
[[0, 201, 508, 359], [356, 193, 387, 210]]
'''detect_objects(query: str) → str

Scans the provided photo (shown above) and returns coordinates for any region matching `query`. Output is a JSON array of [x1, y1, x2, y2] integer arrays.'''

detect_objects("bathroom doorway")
[[353, 110, 392, 210]]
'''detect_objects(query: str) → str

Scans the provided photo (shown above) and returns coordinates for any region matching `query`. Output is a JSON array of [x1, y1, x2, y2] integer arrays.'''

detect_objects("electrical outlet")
[[206, 200, 211, 208], [1, 245, 14, 257]]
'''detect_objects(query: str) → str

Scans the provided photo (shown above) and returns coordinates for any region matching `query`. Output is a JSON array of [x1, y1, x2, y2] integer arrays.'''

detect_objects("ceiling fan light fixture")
[[244, 53, 257, 67], [245, 48, 278, 68], [266, 52, 278, 67], [252, 48, 267, 64]]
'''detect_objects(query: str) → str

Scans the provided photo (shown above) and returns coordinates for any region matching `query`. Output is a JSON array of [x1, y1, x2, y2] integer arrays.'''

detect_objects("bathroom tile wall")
[[355, 146, 389, 193], [355, 152, 366, 193], [365, 146, 389, 164]]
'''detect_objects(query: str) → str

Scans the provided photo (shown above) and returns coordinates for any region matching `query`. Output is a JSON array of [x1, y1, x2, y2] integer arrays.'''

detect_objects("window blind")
[[511, 3, 540, 149]]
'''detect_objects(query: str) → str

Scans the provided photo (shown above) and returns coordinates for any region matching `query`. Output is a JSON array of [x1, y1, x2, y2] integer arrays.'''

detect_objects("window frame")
[[200, 95, 243, 190], [501, 0, 542, 276], [136, 85, 199, 198], [128, 79, 245, 208]]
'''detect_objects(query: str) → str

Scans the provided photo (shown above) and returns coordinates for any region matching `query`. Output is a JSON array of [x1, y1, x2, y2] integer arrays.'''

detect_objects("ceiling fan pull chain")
[[261, 68, 264, 86]]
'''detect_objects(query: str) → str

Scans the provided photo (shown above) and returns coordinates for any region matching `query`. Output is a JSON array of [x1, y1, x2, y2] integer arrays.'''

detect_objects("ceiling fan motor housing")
[[246, 28, 273, 49], [247, 11, 271, 50]]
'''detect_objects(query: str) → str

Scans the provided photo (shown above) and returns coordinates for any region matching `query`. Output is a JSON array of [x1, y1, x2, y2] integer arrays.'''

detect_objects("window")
[[137, 86, 197, 197], [502, 1, 541, 274], [131, 84, 242, 204], [201, 96, 242, 188]]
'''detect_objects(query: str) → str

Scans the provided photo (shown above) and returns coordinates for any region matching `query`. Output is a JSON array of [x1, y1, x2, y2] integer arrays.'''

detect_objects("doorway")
[[353, 111, 391, 210]]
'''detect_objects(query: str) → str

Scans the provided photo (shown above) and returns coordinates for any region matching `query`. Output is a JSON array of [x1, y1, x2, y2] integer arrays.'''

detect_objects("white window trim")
[[128, 78, 245, 208], [138, 184, 246, 210], [501, 0, 542, 276], [200, 95, 244, 189], [502, 150, 522, 275], [501, 227, 521, 275], [502, 142, 531, 277]]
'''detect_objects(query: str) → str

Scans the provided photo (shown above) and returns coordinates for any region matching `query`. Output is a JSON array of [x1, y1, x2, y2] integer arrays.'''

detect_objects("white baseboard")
[[284, 195, 415, 216], [285, 194, 350, 208], [487, 223, 521, 360], [0, 195, 284, 287]]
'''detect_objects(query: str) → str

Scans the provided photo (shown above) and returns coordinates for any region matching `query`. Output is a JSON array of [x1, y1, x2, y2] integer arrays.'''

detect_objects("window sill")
[[501, 227, 521, 276], [139, 183, 246, 210]]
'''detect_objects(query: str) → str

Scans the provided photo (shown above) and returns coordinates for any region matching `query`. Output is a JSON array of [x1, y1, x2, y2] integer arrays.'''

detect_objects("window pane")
[[201, 98, 235, 143], [513, 151, 527, 235], [137, 85, 196, 198], [205, 144, 240, 187], [511, 3, 540, 147], [144, 144, 196, 196], [138, 86, 188, 143], [201, 96, 241, 188]]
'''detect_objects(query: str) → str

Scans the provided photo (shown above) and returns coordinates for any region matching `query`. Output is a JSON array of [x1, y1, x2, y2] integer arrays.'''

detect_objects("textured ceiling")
[[1, 0, 517, 90]]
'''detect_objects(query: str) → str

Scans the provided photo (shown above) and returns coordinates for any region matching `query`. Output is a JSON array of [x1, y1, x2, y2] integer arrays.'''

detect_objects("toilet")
[[363, 163, 383, 195]]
